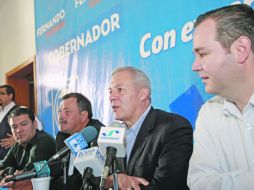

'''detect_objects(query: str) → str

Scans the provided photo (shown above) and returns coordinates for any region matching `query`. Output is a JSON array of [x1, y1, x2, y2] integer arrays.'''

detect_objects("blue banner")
[[34, 0, 254, 136]]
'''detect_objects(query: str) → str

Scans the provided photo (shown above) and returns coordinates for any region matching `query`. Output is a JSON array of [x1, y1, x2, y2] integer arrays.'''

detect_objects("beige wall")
[[0, 0, 35, 84]]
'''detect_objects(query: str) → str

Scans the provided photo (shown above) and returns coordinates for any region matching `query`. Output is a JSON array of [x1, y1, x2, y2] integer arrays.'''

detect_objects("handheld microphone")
[[97, 122, 126, 189], [73, 147, 105, 177], [4, 171, 37, 182], [4, 160, 50, 182], [48, 126, 98, 163]]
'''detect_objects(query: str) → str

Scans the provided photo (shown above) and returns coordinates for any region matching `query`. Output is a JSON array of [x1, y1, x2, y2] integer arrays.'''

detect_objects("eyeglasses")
[[0, 93, 8, 95]]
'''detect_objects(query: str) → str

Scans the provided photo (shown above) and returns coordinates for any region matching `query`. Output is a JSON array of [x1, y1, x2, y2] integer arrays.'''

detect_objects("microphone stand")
[[61, 156, 68, 187], [100, 147, 117, 190], [81, 167, 94, 190], [112, 159, 119, 190]]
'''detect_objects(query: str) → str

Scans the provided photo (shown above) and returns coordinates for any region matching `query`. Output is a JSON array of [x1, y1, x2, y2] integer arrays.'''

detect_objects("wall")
[[0, 0, 35, 84]]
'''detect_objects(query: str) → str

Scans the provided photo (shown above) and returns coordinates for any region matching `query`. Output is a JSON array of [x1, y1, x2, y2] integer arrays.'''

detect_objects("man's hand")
[[105, 173, 149, 190], [0, 134, 15, 149], [118, 174, 149, 190], [0, 175, 15, 188], [0, 170, 32, 190]]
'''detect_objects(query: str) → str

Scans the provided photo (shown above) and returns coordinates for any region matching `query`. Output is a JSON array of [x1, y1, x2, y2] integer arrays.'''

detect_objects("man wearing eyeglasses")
[[0, 85, 18, 160]]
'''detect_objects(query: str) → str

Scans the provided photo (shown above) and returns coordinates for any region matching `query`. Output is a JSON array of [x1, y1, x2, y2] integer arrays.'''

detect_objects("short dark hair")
[[0, 84, 15, 101], [8, 107, 35, 124], [195, 4, 254, 52], [62, 93, 93, 119]]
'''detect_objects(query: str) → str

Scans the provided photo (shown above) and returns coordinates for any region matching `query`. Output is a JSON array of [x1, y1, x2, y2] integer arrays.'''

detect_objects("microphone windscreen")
[[74, 147, 105, 177], [80, 126, 98, 143], [98, 126, 126, 157], [64, 126, 98, 156]]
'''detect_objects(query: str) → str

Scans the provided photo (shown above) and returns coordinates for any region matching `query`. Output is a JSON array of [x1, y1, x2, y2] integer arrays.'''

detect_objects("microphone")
[[73, 147, 105, 177], [4, 160, 51, 182], [97, 122, 126, 189], [4, 171, 37, 182], [48, 126, 98, 163]]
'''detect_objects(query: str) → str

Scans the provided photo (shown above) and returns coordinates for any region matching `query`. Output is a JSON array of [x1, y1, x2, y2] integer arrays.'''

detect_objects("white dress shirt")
[[188, 95, 254, 190], [0, 101, 15, 122]]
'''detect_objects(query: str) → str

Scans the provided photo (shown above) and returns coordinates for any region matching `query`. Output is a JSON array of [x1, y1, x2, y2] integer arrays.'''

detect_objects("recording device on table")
[[97, 122, 126, 190], [4, 126, 98, 184]]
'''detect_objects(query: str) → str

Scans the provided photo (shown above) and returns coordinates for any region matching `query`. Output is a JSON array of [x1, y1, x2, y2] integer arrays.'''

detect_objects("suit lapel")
[[127, 107, 156, 175]]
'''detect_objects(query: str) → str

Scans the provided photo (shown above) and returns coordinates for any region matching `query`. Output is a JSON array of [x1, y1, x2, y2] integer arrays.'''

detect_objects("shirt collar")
[[223, 93, 254, 118], [249, 93, 254, 107], [0, 101, 15, 112], [126, 105, 151, 136], [224, 99, 238, 117]]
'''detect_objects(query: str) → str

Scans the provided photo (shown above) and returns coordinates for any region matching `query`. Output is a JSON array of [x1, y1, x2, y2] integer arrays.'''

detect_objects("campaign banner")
[[34, 0, 254, 136]]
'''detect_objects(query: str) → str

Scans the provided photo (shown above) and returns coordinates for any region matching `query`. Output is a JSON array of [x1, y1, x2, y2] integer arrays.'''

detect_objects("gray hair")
[[112, 67, 151, 99]]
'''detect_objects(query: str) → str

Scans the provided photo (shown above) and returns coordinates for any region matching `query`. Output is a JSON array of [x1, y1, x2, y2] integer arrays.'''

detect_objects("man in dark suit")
[[106, 67, 193, 190], [0, 85, 18, 160], [51, 93, 103, 190]]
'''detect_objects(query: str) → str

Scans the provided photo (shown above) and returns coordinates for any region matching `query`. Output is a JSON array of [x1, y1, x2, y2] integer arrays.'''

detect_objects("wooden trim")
[[5, 56, 35, 78], [5, 55, 37, 114], [33, 56, 38, 114]]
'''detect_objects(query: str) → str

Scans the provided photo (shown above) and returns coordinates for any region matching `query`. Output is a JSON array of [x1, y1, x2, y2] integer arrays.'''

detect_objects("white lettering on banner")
[[48, 13, 120, 64], [74, 0, 101, 8], [140, 1, 253, 59], [140, 20, 194, 59], [75, 0, 87, 8], [37, 9, 65, 37], [181, 21, 194, 43], [140, 1, 254, 59]]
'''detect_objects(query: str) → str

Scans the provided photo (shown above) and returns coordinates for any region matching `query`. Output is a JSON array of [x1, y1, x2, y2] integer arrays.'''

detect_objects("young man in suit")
[[106, 67, 193, 190]]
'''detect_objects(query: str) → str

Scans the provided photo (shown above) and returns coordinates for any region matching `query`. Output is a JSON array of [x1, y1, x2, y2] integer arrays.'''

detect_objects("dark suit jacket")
[[125, 107, 193, 190], [0, 104, 18, 160]]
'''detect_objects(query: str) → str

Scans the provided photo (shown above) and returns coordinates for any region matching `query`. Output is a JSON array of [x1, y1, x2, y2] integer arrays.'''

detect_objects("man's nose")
[[192, 58, 203, 72], [16, 126, 22, 133], [109, 91, 117, 102]]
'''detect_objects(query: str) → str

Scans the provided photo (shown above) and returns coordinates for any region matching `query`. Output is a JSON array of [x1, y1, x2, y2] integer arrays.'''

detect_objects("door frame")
[[5, 55, 37, 113]]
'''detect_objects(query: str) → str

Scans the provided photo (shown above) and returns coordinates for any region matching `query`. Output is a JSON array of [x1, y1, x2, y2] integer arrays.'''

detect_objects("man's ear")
[[81, 111, 89, 122], [33, 119, 38, 129], [231, 36, 251, 64], [8, 93, 14, 101], [139, 87, 150, 101]]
